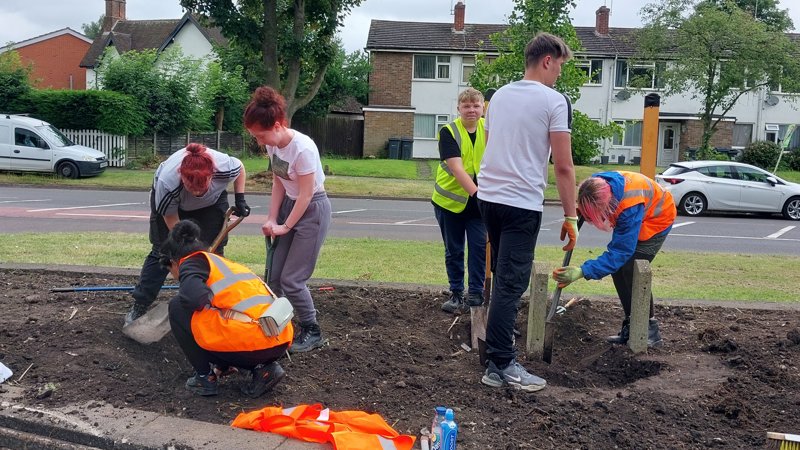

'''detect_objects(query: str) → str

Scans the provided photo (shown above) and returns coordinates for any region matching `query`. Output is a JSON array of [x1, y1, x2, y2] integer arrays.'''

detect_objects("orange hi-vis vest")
[[614, 171, 677, 241], [232, 403, 415, 450], [182, 251, 294, 352]]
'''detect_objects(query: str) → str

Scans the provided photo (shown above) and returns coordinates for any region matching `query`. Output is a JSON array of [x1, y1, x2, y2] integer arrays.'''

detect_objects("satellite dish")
[[765, 95, 780, 106], [615, 89, 631, 101]]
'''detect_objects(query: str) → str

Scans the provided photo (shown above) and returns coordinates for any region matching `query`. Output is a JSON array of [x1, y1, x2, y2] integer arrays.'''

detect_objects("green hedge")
[[17, 89, 146, 136]]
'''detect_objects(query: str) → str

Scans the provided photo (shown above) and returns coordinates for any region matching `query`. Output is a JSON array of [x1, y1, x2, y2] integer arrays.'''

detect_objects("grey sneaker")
[[241, 361, 285, 398], [124, 302, 149, 326], [481, 359, 546, 392], [466, 292, 484, 307], [185, 372, 219, 396], [441, 291, 466, 313]]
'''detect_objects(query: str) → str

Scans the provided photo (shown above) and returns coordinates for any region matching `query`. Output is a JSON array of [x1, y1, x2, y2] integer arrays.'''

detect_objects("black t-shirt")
[[434, 126, 480, 218], [175, 254, 213, 311]]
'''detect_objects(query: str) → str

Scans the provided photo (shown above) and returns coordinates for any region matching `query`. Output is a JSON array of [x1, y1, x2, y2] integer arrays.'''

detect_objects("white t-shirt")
[[266, 130, 325, 200], [477, 80, 572, 212]]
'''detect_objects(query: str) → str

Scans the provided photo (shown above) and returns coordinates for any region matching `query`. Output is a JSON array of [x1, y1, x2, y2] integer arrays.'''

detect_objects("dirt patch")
[[1, 268, 798, 449]]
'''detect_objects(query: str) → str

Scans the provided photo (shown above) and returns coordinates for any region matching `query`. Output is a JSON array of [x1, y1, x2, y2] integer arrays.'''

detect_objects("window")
[[461, 57, 475, 84], [697, 165, 735, 179], [732, 124, 753, 148], [413, 55, 450, 80], [15, 128, 46, 148], [735, 166, 769, 182], [779, 124, 800, 149], [614, 60, 666, 89], [414, 114, 450, 138], [575, 59, 603, 85], [612, 121, 643, 147]]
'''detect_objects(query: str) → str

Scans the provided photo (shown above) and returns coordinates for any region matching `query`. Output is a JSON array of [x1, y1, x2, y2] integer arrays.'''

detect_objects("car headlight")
[[82, 155, 96, 161]]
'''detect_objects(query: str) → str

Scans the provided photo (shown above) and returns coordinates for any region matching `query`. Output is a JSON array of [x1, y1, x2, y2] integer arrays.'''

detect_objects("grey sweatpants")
[[269, 191, 331, 324]]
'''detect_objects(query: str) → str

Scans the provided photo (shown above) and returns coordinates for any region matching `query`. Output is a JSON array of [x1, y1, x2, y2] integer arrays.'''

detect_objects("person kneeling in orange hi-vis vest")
[[232, 403, 415, 450], [162, 220, 294, 398]]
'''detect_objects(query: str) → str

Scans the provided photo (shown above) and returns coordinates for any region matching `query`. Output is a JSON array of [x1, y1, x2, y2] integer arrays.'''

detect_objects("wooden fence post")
[[628, 259, 652, 354], [526, 261, 550, 357]]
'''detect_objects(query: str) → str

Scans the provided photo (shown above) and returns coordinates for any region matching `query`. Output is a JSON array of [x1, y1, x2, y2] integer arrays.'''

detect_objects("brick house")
[[365, 2, 800, 162], [80, 0, 227, 88], [1, 28, 92, 90]]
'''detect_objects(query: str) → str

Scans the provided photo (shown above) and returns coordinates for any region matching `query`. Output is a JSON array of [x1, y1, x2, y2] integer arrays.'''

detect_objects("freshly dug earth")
[[1, 268, 799, 449]]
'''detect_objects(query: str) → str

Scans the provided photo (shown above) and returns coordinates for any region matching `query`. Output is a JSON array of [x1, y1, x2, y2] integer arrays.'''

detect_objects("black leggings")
[[610, 231, 668, 319]]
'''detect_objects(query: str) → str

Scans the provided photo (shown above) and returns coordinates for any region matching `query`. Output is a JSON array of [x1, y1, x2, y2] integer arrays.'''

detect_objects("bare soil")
[[1, 267, 799, 449]]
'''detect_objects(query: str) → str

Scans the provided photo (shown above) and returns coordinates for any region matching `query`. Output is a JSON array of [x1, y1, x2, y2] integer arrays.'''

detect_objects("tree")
[[638, 0, 800, 156], [704, 0, 793, 32], [196, 61, 250, 131], [0, 50, 31, 112], [294, 42, 370, 121], [180, 0, 364, 123], [470, 0, 620, 164], [82, 15, 105, 39]]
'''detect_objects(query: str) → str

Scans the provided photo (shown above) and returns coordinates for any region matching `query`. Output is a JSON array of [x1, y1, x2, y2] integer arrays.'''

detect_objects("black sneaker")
[[289, 322, 324, 353], [124, 302, 149, 326], [241, 361, 285, 398], [606, 318, 630, 345], [185, 372, 218, 396], [466, 292, 484, 307], [648, 318, 663, 348], [441, 291, 465, 314]]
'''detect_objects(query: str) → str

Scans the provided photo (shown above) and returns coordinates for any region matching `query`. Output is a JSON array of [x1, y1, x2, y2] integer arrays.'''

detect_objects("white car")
[[655, 161, 800, 220]]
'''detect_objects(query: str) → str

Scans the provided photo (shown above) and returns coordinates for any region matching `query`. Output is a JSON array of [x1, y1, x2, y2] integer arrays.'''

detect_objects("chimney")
[[595, 6, 610, 37], [453, 1, 465, 33], [103, 0, 126, 32]]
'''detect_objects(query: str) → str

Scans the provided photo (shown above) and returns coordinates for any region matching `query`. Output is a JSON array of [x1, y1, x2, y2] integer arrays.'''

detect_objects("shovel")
[[264, 235, 278, 284], [542, 217, 584, 364], [122, 207, 245, 344]]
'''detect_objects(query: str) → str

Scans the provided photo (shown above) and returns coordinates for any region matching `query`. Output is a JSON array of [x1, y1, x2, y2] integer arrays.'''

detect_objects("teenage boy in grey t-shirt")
[[477, 32, 579, 392]]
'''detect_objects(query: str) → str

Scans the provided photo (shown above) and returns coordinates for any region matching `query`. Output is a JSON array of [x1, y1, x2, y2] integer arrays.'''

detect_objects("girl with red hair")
[[244, 86, 331, 354], [126, 143, 250, 326]]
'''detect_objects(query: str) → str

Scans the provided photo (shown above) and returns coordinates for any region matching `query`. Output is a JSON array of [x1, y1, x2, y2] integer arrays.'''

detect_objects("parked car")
[[655, 161, 800, 220], [0, 114, 107, 178]]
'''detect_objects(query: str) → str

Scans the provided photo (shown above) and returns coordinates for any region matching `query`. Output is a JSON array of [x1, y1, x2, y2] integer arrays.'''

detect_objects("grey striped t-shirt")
[[152, 147, 242, 216]]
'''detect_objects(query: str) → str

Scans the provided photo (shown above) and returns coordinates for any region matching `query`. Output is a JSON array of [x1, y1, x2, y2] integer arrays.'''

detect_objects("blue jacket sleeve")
[[581, 203, 645, 279]]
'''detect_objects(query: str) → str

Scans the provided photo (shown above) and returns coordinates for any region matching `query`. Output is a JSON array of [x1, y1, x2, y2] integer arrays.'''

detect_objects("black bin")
[[387, 138, 401, 159], [400, 137, 413, 160]]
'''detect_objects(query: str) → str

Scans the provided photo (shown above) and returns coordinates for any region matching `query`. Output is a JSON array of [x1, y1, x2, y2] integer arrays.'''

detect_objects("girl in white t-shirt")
[[244, 86, 331, 354]]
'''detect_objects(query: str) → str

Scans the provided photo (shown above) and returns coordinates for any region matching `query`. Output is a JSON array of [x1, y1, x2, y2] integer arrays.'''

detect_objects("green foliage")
[[295, 44, 371, 121], [17, 89, 145, 135], [81, 15, 104, 39], [181, 0, 364, 121], [0, 51, 32, 112], [703, 0, 794, 32], [196, 61, 250, 131], [571, 113, 621, 165], [741, 140, 781, 169], [96, 47, 203, 134], [638, 0, 800, 151], [783, 149, 800, 171]]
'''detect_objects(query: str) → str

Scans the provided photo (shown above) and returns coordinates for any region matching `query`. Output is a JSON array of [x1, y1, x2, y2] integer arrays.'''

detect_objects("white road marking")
[[0, 199, 51, 204], [28, 202, 143, 212], [765, 226, 795, 239], [396, 218, 430, 224], [55, 213, 148, 219], [333, 209, 367, 214], [671, 221, 694, 228], [671, 232, 800, 242]]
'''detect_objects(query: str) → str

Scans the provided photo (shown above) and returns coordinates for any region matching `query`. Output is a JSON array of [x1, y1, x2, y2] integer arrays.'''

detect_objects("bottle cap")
[[435, 406, 447, 414], [445, 408, 454, 420]]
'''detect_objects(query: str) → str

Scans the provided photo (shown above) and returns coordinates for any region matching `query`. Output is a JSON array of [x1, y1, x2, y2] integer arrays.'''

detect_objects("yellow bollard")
[[640, 93, 660, 180]]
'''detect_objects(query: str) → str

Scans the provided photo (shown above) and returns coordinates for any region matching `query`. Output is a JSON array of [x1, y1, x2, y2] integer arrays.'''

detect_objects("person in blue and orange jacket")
[[161, 220, 294, 398], [552, 171, 677, 347]]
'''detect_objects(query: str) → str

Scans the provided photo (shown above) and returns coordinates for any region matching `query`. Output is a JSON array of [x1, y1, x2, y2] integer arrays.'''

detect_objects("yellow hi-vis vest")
[[431, 117, 486, 213], [183, 251, 294, 352]]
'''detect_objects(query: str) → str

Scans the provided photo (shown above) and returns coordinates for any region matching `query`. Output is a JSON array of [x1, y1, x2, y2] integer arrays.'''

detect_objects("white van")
[[0, 114, 108, 178]]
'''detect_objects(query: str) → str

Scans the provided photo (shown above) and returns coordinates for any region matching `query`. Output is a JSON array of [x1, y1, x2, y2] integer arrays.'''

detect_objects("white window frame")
[[461, 56, 475, 85], [413, 54, 451, 81], [413, 114, 450, 139], [731, 123, 754, 149], [575, 59, 603, 85], [612, 120, 643, 148], [615, 60, 666, 90]]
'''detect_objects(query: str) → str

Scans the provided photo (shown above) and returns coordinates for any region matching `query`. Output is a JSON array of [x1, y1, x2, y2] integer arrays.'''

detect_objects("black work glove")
[[234, 193, 250, 217]]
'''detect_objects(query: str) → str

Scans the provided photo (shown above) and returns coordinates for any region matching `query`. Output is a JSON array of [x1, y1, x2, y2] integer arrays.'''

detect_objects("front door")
[[657, 123, 680, 167]]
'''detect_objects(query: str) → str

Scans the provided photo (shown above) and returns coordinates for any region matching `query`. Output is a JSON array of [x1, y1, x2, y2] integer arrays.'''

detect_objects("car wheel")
[[679, 192, 707, 216], [57, 161, 79, 179], [782, 196, 800, 221]]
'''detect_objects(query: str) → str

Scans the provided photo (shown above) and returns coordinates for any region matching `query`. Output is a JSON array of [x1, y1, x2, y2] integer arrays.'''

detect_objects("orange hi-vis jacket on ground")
[[615, 171, 676, 241], [232, 403, 415, 450], [182, 251, 294, 352]]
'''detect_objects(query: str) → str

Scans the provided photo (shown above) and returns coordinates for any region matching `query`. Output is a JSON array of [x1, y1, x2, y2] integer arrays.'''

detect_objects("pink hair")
[[577, 177, 618, 231], [180, 143, 215, 193]]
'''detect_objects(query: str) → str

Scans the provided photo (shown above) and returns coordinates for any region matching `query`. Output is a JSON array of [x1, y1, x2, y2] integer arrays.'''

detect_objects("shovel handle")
[[547, 217, 585, 320], [209, 207, 244, 253]]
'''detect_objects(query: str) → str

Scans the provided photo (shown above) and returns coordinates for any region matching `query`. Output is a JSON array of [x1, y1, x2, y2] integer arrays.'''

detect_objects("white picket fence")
[[60, 129, 127, 167]]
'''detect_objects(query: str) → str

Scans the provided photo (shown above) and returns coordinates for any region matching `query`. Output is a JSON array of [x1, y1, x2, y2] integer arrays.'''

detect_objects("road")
[[1, 187, 799, 255]]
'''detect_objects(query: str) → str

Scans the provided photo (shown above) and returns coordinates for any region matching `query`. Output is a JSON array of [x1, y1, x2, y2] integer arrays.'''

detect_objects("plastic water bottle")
[[431, 406, 446, 450], [441, 408, 458, 450]]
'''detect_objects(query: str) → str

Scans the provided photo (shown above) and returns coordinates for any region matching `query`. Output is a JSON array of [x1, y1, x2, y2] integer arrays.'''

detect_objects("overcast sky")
[[2, 0, 798, 53]]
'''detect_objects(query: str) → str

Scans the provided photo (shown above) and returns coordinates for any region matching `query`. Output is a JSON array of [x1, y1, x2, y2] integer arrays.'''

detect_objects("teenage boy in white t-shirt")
[[477, 32, 579, 392]]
